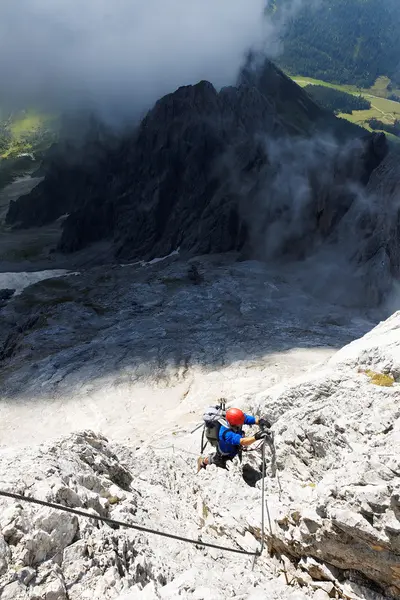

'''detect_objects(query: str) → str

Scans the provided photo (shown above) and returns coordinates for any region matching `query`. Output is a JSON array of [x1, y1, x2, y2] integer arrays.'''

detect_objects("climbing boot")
[[197, 457, 207, 473]]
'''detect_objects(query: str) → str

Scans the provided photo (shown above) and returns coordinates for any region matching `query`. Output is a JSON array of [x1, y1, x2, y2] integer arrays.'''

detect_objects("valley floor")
[[0, 176, 114, 273], [292, 75, 400, 136]]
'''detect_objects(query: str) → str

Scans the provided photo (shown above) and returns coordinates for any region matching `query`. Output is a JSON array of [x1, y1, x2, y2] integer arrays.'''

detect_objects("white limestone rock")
[[2, 264, 400, 599], [249, 312, 400, 597]]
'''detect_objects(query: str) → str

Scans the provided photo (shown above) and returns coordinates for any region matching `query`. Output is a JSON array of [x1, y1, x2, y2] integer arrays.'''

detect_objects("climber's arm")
[[244, 414, 257, 425], [240, 435, 257, 447], [240, 430, 269, 447]]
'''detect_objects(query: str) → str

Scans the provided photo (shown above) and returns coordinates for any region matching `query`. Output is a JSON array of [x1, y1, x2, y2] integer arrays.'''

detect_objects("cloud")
[[249, 134, 361, 259], [0, 0, 268, 118], [0, 0, 320, 120], [257, 0, 321, 58], [241, 133, 395, 308]]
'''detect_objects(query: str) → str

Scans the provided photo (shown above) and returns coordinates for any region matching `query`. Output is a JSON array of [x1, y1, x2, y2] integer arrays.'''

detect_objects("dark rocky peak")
[[239, 55, 329, 132], [134, 78, 287, 158], [219, 84, 287, 137], [5, 59, 389, 280], [359, 131, 389, 184], [144, 80, 219, 124], [239, 55, 369, 141], [363, 150, 400, 272]]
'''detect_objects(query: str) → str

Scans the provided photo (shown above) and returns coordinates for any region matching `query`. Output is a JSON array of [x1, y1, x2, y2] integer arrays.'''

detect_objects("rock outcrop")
[[0, 430, 310, 600], [361, 152, 400, 279], [1, 311, 400, 599], [0, 289, 15, 309], [0, 255, 378, 441], [250, 312, 400, 599]]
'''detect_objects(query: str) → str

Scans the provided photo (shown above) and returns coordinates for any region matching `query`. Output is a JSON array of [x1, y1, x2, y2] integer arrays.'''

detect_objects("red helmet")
[[226, 408, 245, 427]]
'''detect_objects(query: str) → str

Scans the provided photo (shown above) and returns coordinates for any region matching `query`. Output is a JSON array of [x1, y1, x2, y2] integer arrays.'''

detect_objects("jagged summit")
[[5, 59, 387, 274]]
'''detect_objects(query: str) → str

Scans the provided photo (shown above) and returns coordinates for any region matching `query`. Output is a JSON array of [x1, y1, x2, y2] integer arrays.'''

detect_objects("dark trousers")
[[208, 451, 235, 469]]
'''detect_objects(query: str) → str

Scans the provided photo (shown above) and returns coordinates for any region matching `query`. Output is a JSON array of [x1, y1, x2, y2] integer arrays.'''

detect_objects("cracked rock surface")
[[249, 312, 400, 598], [0, 255, 398, 599], [0, 255, 377, 448]]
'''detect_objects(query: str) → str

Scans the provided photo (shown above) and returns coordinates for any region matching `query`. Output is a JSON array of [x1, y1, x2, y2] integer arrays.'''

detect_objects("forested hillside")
[[304, 85, 371, 114], [0, 110, 55, 159], [271, 0, 400, 87], [369, 117, 400, 137], [0, 109, 56, 190]]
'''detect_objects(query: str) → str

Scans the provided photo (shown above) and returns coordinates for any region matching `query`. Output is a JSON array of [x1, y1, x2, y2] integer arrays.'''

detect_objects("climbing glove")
[[259, 417, 271, 429], [255, 430, 269, 440]]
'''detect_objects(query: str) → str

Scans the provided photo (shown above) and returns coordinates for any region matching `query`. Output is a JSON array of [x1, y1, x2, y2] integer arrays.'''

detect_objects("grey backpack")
[[202, 405, 228, 451]]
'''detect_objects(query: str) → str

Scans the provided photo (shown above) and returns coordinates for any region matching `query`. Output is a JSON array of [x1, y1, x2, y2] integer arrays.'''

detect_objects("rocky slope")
[[0, 254, 378, 447], [0, 430, 309, 600], [250, 311, 400, 598], [0, 301, 399, 599]]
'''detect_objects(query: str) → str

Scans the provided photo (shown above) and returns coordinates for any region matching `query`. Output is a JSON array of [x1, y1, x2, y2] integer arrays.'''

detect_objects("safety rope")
[[147, 444, 200, 457], [260, 438, 266, 554], [0, 424, 273, 563], [0, 490, 259, 557], [251, 436, 268, 571], [147, 437, 269, 563], [147, 443, 264, 457]]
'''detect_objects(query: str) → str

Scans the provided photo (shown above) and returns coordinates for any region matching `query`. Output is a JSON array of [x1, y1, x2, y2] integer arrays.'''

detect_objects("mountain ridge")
[[5, 60, 386, 276]]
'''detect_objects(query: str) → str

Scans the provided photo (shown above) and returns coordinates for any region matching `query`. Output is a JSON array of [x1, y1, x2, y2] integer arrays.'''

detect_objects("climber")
[[197, 408, 271, 472]]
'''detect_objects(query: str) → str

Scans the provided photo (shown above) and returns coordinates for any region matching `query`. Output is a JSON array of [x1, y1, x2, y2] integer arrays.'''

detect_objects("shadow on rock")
[[242, 463, 263, 487]]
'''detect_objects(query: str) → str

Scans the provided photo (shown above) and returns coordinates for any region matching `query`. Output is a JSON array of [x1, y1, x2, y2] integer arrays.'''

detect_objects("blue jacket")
[[218, 414, 256, 457]]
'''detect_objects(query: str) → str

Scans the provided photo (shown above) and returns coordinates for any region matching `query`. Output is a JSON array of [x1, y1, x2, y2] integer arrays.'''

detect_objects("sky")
[[0, 0, 269, 118]]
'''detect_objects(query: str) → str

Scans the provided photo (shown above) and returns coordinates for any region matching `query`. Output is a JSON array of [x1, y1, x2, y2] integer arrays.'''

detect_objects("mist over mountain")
[[0, 0, 269, 120], [5, 56, 393, 309], [1, 0, 397, 314]]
